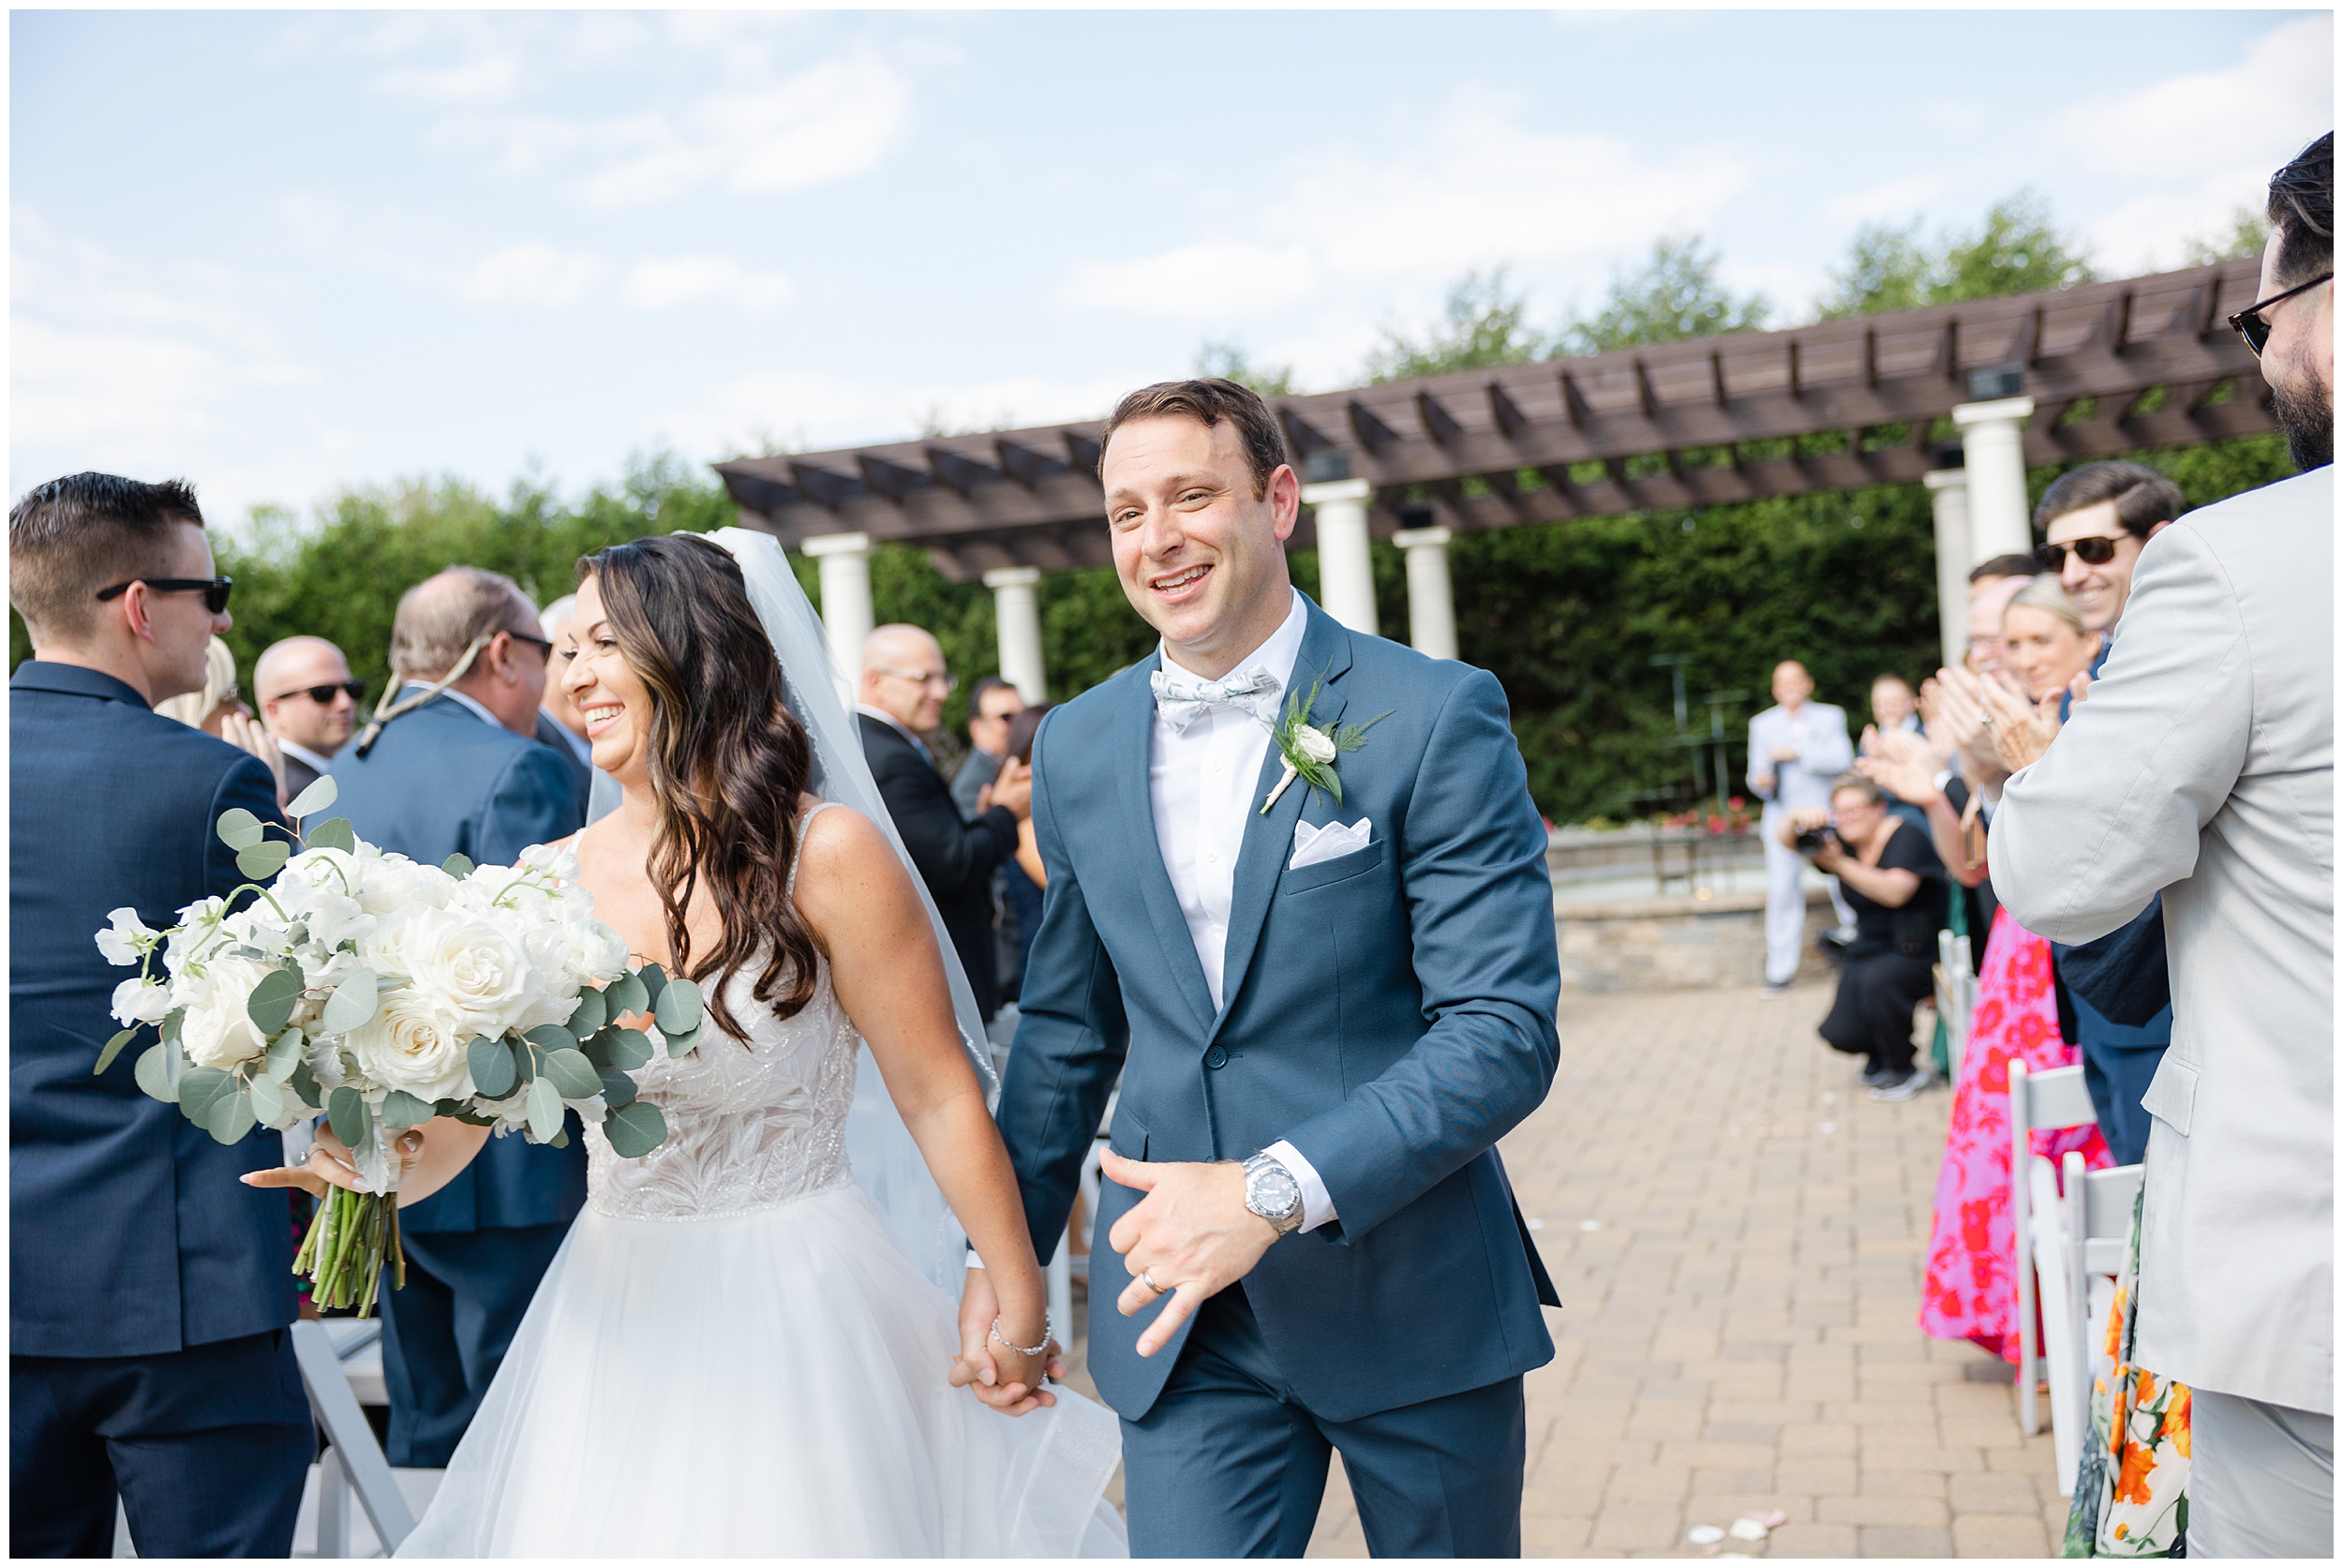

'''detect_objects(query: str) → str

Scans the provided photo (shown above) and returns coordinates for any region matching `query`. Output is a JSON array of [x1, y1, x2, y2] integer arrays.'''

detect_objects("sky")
[[9, 8, 2333, 530]]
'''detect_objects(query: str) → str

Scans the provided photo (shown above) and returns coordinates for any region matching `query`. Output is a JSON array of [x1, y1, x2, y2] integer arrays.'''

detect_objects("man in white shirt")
[[253, 635, 360, 803], [973, 377, 1560, 1557], [1747, 660, 1855, 992]]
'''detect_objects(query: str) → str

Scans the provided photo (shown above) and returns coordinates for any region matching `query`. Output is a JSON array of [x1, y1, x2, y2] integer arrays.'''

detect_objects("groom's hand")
[[1101, 1151, 1278, 1357]]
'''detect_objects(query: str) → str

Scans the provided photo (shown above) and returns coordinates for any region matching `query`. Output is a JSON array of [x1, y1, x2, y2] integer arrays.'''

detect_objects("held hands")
[[1100, 1150, 1277, 1358], [949, 1267, 1065, 1416]]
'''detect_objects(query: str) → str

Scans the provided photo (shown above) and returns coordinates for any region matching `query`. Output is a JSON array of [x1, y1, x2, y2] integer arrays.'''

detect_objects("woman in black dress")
[[1778, 772, 1948, 1100]]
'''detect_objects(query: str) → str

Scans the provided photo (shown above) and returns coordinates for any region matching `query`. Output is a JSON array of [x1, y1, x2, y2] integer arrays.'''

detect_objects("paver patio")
[[1064, 976, 2071, 1558]]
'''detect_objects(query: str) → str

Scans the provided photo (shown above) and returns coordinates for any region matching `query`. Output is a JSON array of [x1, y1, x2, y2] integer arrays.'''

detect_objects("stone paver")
[[1297, 978, 2065, 1558]]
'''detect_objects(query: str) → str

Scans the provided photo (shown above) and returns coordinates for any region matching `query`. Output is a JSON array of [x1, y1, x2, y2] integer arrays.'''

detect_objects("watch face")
[[1249, 1163, 1301, 1218]]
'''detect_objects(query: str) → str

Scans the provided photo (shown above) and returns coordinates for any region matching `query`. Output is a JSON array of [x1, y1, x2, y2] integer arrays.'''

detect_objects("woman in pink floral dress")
[[1918, 580, 2113, 1360]]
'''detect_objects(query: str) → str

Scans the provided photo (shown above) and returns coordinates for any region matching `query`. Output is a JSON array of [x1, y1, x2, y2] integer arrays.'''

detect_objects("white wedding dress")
[[399, 810, 1124, 1557]]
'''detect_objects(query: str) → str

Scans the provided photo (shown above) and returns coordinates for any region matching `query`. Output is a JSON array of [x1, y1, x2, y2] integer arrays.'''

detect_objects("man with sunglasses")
[[253, 635, 363, 803], [1994, 132, 2333, 1556], [8, 472, 312, 1556], [332, 565, 589, 1475]]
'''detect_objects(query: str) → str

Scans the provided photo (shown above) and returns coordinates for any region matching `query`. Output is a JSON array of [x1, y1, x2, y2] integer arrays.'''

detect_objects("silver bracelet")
[[990, 1313, 1050, 1358]]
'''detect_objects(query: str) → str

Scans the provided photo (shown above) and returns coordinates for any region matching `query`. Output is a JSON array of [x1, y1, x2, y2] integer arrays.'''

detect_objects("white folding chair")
[[2007, 1059, 2098, 1491], [2064, 1157, 2144, 1440], [1935, 930, 1975, 1084], [292, 1320, 416, 1558]]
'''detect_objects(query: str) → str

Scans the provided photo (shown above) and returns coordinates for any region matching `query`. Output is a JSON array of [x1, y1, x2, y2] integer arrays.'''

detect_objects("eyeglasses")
[[268, 679, 367, 706], [2228, 272, 2333, 358], [95, 576, 232, 614], [874, 665, 958, 693], [2034, 536, 2125, 571], [504, 631, 556, 659]]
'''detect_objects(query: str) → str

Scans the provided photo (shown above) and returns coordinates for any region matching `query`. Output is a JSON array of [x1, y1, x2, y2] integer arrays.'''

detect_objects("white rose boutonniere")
[[1261, 670, 1393, 814]]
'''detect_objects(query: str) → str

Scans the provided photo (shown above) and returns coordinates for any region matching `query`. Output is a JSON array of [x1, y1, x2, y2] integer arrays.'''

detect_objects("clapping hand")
[[950, 1266, 1065, 1416], [1853, 724, 1942, 808], [1100, 1151, 1277, 1358], [1976, 671, 2087, 773], [218, 711, 290, 808], [1930, 668, 2008, 791]]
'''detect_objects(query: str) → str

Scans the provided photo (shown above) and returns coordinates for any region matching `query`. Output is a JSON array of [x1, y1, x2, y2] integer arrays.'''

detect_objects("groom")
[[972, 379, 1562, 1555]]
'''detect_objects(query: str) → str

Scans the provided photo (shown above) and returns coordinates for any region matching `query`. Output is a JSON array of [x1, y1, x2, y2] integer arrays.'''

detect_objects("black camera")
[[1794, 826, 1839, 857]]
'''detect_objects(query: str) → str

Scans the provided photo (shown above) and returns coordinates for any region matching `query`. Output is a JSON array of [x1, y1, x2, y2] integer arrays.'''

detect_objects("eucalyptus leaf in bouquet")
[[93, 774, 690, 1318]]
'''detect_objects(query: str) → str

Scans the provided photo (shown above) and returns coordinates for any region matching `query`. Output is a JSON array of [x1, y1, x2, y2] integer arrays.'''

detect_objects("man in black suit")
[[332, 566, 588, 1468], [9, 472, 313, 1557], [254, 635, 361, 802], [855, 623, 1031, 1022]]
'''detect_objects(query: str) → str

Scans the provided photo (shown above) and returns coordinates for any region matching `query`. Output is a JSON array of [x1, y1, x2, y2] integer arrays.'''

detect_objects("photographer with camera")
[[1779, 773, 1948, 1102]]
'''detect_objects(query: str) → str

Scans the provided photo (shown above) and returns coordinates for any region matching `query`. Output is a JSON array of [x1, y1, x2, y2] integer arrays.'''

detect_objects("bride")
[[249, 530, 1121, 1556]]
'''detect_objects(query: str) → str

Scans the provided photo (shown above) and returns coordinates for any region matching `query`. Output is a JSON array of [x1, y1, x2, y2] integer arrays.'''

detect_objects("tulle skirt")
[[397, 1181, 1124, 1557]]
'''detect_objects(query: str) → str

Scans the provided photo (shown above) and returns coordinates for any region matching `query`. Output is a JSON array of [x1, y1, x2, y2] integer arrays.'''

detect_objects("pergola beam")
[[717, 258, 2273, 575]]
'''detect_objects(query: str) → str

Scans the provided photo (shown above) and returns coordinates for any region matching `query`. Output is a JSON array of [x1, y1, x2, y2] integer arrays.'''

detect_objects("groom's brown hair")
[[1099, 379, 1291, 499]]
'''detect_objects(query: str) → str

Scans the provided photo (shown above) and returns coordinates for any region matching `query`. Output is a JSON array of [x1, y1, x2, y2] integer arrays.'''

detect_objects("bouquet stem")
[[294, 1185, 405, 1318]]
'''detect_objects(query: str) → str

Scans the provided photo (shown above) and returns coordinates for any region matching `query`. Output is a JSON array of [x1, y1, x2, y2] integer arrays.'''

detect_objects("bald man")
[[855, 624, 1031, 1021], [254, 635, 361, 801], [1747, 660, 1856, 994]]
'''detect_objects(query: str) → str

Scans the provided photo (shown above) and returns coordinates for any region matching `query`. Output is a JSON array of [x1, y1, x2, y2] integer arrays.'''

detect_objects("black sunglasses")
[[2228, 272, 2333, 358], [2034, 536, 2124, 571], [95, 576, 233, 614], [505, 631, 555, 657], [269, 679, 367, 706]]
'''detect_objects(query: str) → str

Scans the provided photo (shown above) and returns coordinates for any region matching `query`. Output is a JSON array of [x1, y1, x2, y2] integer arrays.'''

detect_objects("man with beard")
[[1992, 132, 2332, 1555]]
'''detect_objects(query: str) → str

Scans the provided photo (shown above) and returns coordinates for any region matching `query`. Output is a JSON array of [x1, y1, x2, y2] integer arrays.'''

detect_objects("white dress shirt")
[[856, 703, 934, 768], [406, 680, 504, 732], [1145, 590, 1334, 1233]]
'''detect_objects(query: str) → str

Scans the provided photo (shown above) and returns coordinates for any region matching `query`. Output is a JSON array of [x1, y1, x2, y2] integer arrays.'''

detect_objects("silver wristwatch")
[[1242, 1153, 1305, 1235]]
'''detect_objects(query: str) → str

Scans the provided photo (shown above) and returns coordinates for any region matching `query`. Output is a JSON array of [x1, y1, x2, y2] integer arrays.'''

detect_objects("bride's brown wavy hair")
[[577, 534, 821, 1039]]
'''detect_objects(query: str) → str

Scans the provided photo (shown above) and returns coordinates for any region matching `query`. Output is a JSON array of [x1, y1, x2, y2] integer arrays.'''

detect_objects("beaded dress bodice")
[[580, 808, 862, 1221]]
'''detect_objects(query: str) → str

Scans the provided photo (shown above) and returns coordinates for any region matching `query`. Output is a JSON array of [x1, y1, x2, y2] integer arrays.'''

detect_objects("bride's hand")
[[242, 1124, 426, 1199], [950, 1266, 1064, 1415]]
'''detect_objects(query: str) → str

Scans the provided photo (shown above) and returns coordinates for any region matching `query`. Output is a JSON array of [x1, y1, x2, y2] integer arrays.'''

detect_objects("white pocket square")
[[1289, 816, 1372, 871]]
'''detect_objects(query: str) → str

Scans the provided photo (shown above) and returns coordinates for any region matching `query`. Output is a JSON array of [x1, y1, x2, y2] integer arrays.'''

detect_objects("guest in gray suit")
[[951, 675, 1025, 816], [253, 635, 361, 803], [1993, 132, 2332, 1558], [332, 566, 589, 1468], [1747, 661, 1857, 992]]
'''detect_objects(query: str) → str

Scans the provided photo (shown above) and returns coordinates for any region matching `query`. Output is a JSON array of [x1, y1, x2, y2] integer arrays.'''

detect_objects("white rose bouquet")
[[93, 776, 702, 1316]]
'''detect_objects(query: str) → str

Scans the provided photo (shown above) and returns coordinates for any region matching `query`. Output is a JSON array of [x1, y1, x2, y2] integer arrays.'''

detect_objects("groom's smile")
[[1102, 405, 1300, 681]]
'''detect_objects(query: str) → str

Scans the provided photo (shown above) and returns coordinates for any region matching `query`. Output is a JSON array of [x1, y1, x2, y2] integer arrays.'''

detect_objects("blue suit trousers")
[[1120, 1286, 1526, 1558], [11, 1329, 312, 1558], [380, 1222, 571, 1467]]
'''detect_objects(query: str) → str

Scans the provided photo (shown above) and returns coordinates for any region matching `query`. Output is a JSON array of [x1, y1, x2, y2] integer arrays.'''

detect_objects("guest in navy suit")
[[331, 566, 588, 1467], [9, 472, 313, 1557]]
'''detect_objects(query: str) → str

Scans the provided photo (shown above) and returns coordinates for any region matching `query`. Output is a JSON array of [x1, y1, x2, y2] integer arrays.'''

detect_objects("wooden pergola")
[[715, 255, 2273, 580]]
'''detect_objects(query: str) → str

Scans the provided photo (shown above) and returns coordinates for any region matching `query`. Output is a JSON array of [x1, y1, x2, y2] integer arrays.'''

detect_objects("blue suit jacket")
[[10, 663, 299, 1357], [332, 693, 588, 1233], [998, 599, 1562, 1424]]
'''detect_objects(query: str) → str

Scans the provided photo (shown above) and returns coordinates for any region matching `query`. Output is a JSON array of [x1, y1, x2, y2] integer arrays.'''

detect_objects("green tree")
[[1817, 190, 2095, 319], [2182, 207, 2270, 266], [1558, 236, 1770, 354], [1364, 267, 1551, 381], [1193, 340, 1296, 397]]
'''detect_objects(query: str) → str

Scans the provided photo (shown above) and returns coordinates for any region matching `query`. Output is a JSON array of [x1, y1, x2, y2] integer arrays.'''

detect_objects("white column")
[[1391, 526, 1457, 661], [1921, 470, 1972, 673], [983, 566, 1047, 705], [1950, 396, 2037, 565], [1301, 477, 1378, 636], [800, 531, 873, 687]]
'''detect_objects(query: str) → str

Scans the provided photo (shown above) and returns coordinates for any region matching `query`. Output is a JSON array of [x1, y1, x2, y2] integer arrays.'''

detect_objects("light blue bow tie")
[[1151, 665, 1282, 734]]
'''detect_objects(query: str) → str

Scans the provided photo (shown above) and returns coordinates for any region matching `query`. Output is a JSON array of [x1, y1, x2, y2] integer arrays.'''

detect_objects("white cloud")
[[2057, 15, 2331, 185], [455, 244, 606, 307], [1060, 98, 1754, 322], [1826, 174, 1946, 230], [624, 256, 795, 312], [640, 368, 1133, 466]]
